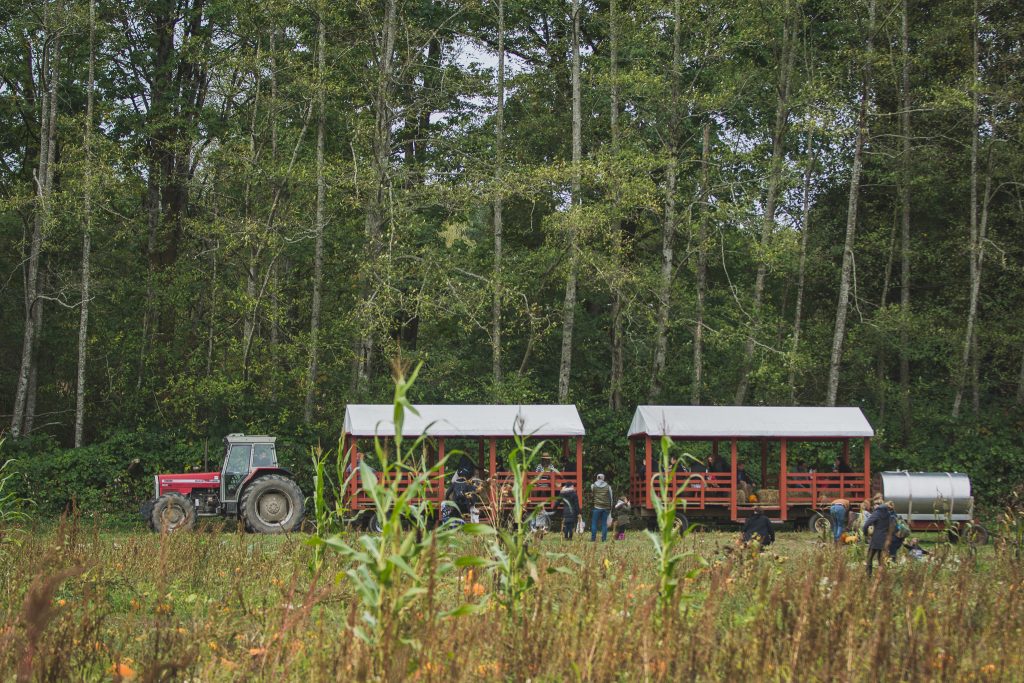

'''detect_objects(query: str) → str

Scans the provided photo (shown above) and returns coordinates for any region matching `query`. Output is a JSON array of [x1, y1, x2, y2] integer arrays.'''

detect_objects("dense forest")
[[2, 0, 1023, 510]]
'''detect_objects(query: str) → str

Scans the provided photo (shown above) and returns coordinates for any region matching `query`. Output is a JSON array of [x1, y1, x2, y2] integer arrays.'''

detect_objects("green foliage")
[[0, 438, 32, 536], [2, 0, 1024, 513]]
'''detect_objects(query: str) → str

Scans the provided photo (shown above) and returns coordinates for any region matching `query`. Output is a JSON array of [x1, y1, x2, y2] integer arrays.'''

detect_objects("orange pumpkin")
[[748, 494, 758, 503]]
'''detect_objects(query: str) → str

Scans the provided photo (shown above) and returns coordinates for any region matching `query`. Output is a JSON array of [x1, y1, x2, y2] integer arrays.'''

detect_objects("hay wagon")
[[341, 404, 585, 520], [626, 406, 874, 528]]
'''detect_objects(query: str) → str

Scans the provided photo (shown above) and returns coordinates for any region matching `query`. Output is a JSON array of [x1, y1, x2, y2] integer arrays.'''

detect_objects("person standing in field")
[[830, 497, 850, 543], [557, 482, 580, 541], [590, 473, 613, 542], [863, 497, 893, 577]]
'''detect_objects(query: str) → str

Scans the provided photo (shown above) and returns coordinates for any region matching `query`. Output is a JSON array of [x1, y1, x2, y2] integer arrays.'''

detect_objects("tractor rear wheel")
[[239, 474, 304, 534], [151, 493, 196, 533]]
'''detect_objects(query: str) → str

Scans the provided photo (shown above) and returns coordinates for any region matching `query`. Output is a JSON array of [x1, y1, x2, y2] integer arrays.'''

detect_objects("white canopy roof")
[[627, 406, 873, 439], [343, 404, 585, 438]]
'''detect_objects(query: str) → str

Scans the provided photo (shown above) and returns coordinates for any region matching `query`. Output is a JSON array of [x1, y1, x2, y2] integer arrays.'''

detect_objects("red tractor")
[[142, 434, 304, 534]]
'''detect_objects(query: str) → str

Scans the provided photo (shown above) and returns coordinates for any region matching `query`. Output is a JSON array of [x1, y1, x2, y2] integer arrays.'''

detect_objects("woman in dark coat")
[[862, 500, 893, 576], [557, 483, 580, 540]]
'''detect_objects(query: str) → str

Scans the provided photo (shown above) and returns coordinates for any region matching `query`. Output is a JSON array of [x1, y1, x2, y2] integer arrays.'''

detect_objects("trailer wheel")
[[964, 524, 990, 546], [150, 493, 195, 533], [239, 474, 304, 534], [140, 499, 156, 531], [812, 513, 831, 536], [674, 512, 690, 535]]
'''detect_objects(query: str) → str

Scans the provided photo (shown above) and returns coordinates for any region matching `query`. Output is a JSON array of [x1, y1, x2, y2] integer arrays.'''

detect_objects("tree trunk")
[[12, 26, 59, 438], [1017, 348, 1024, 406], [608, 0, 624, 411], [24, 294, 43, 435], [304, 14, 327, 424], [206, 243, 217, 378], [735, 5, 795, 405], [649, 0, 682, 402], [353, 0, 397, 390], [75, 0, 96, 448], [491, 0, 505, 392], [952, 1, 983, 418], [692, 122, 711, 405], [826, 0, 874, 407], [787, 130, 814, 404], [557, 0, 582, 403], [650, 159, 676, 402], [876, 209, 898, 422], [898, 0, 912, 443], [137, 176, 159, 391]]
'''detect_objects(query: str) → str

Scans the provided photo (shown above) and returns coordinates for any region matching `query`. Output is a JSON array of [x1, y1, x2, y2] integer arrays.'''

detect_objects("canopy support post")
[[575, 437, 583, 499], [348, 436, 358, 504], [863, 438, 871, 499], [478, 438, 485, 473], [780, 438, 788, 521], [629, 439, 636, 505], [438, 438, 446, 504], [489, 438, 497, 480], [730, 439, 738, 521], [644, 436, 653, 509]]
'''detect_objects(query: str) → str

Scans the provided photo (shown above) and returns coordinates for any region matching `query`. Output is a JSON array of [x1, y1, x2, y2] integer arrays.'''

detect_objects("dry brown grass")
[[1, 520, 1022, 682]]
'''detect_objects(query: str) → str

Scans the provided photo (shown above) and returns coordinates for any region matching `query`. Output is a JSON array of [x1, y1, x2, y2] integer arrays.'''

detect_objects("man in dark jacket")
[[862, 499, 893, 576], [741, 507, 775, 547], [556, 483, 580, 540]]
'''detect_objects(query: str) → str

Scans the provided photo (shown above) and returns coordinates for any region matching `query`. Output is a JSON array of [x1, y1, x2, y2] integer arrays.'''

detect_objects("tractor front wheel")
[[151, 493, 196, 533], [239, 475, 304, 534]]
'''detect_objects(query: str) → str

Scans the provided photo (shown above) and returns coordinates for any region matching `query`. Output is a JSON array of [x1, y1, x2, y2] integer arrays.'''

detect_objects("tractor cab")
[[220, 434, 279, 512]]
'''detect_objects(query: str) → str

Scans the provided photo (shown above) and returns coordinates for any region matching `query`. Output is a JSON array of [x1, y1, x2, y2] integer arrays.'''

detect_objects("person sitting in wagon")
[[736, 462, 756, 501], [535, 453, 558, 474]]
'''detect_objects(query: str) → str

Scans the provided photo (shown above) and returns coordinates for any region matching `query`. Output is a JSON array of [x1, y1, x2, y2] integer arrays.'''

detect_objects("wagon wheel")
[[963, 524, 990, 546], [673, 512, 690, 536], [811, 512, 831, 536]]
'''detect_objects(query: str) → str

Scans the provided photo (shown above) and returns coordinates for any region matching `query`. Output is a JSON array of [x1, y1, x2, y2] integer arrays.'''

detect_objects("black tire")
[[150, 493, 196, 533], [812, 514, 831, 535], [140, 499, 156, 530], [673, 512, 690, 535], [239, 474, 304, 534], [964, 524, 990, 546]]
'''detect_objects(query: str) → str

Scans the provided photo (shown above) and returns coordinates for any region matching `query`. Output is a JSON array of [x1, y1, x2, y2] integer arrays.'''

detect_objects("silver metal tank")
[[878, 471, 974, 522]]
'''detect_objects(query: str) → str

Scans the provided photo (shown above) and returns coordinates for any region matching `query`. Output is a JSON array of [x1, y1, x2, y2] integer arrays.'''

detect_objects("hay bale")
[[757, 488, 779, 505]]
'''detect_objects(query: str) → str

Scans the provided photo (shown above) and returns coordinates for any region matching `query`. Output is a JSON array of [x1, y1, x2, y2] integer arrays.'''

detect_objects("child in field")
[[904, 537, 930, 560], [612, 496, 631, 540]]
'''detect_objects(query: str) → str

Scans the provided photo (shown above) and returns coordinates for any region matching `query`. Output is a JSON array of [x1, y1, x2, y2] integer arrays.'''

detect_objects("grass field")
[[2, 517, 1022, 683]]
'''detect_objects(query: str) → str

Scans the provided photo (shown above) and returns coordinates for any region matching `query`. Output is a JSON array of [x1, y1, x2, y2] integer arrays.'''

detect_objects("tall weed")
[[310, 362, 459, 674], [645, 436, 703, 621]]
